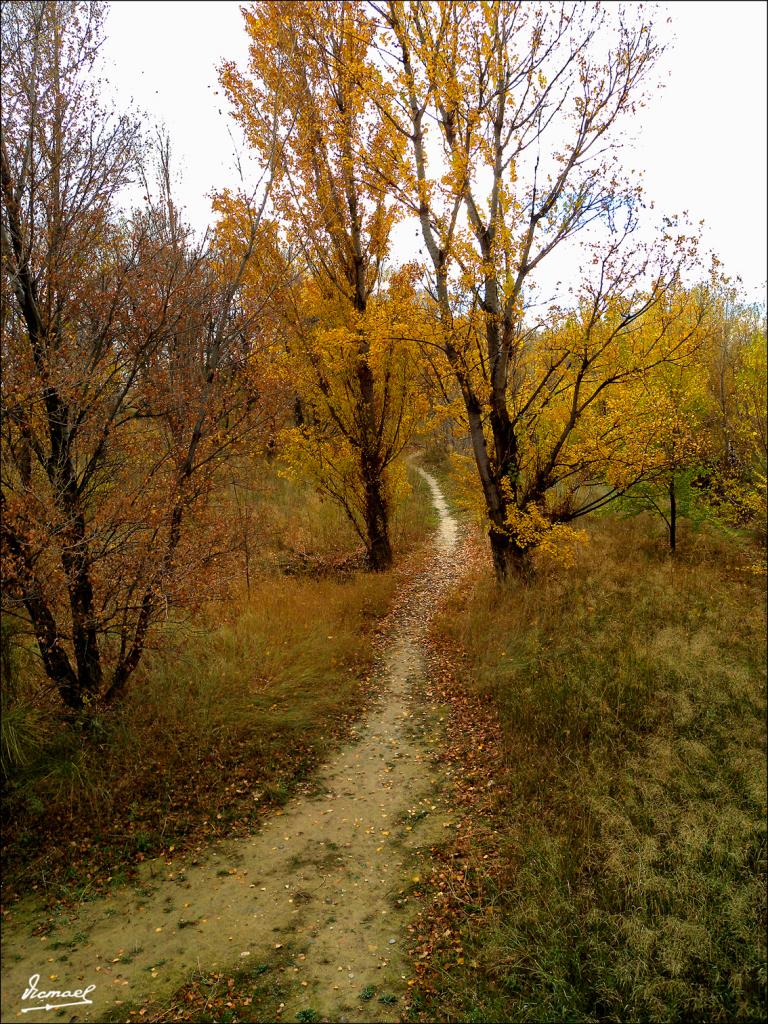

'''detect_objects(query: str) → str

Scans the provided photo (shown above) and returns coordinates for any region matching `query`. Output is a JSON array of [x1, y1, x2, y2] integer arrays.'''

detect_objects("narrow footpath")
[[1, 468, 460, 1024]]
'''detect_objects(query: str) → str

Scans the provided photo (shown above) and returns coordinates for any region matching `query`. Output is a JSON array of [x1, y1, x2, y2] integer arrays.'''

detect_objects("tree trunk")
[[669, 475, 677, 553], [362, 465, 393, 572], [488, 525, 532, 581], [354, 317, 392, 571], [1, 493, 86, 710], [446, 353, 528, 583]]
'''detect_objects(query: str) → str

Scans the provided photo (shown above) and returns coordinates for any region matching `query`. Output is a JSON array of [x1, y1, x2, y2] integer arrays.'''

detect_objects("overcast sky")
[[101, 0, 767, 302]]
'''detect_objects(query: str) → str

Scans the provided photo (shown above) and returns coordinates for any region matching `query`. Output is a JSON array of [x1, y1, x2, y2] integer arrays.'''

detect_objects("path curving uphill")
[[1, 468, 459, 1024]]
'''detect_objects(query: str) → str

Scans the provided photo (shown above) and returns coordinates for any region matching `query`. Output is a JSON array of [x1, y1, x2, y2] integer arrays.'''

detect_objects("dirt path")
[[1, 469, 459, 1024]]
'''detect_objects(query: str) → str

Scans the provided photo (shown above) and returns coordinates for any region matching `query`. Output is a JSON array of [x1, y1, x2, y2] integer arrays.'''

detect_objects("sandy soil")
[[1, 468, 459, 1024]]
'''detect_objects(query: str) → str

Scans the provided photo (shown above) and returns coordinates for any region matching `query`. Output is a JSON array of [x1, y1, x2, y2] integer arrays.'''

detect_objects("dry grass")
[[221, 453, 439, 580], [413, 515, 766, 1023], [2, 572, 396, 903]]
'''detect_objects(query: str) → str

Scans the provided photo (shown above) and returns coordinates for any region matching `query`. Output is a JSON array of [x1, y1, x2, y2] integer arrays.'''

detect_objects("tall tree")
[[367, 0, 712, 578], [221, 0, 411, 570], [1, 1, 285, 709]]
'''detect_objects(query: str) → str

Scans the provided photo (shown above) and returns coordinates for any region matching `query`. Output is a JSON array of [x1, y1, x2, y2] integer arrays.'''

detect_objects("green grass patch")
[[415, 516, 766, 1023]]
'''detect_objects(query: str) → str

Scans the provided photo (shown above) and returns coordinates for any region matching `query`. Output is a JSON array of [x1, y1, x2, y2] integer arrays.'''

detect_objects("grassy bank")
[[411, 517, 766, 1023], [2, 572, 396, 907]]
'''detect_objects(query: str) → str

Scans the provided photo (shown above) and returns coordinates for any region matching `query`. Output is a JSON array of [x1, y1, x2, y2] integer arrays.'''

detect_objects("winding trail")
[[1, 469, 459, 1024]]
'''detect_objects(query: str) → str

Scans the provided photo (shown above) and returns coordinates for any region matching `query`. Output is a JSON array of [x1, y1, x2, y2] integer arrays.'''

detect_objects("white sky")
[[101, 0, 767, 303]]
